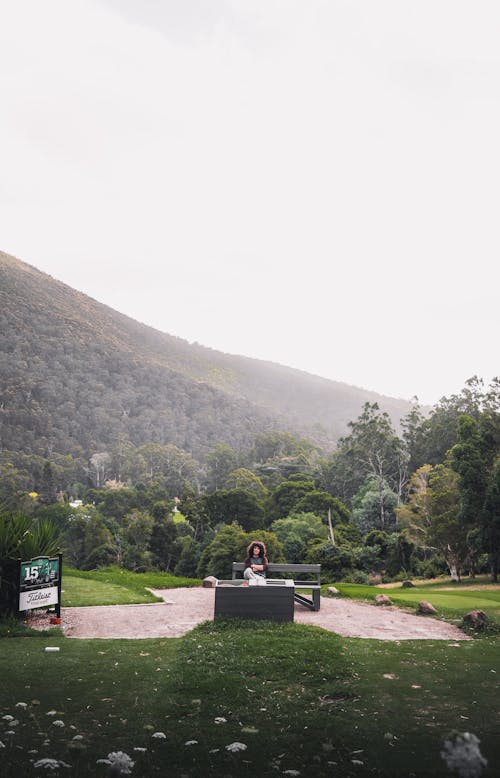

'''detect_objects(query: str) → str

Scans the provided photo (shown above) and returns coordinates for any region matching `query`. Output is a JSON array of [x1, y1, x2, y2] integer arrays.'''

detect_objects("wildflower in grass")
[[9, 719, 19, 726], [46, 710, 57, 716], [151, 731, 166, 739], [441, 732, 487, 778], [72, 735, 84, 740], [133, 747, 147, 752], [2, 715, 14, 721], [185, 740, 198, 746], [15, 702, 28, 709], [98, 751, 135, 775], [52, 720, 65, 727], [226, 742, 247, 752], [0, 741, 5, 748], [33, 758, 71, 770], [214, 717, 227, 724], [283, 771, 301, 776]]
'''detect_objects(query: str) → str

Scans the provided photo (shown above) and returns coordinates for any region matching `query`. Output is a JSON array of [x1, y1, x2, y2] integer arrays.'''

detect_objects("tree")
[[88, 452, 112, 488], [38, 461, 57, 505], [224, 468, 268, 500], [204, 489, 265, 532], [450, 413, 500, 580], [396, 465, 433, 547], [428, 464, 467, 581], [204, 444, 239, 492], [352, 478, 398, 536], [196, 522, 249, 579], [294, 491, 350, 526], [322, 403, 408, 508], [271, 513, 328, 563], [268, 480, 316, 521], [484, 457, 500, 580]]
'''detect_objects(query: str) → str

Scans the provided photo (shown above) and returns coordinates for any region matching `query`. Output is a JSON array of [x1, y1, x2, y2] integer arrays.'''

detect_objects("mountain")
[[0, 250, 416, 461]]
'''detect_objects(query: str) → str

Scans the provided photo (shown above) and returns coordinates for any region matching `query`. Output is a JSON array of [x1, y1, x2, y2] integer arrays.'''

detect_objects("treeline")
[[2, 377, 499, 584]]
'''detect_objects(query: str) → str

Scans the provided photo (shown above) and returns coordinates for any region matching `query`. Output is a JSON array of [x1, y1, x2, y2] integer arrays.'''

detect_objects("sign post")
[[18, 555, 62, 615]]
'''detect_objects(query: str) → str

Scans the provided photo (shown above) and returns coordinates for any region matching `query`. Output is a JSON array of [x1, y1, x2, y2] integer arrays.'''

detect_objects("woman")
[[243, 540, 269, 585]]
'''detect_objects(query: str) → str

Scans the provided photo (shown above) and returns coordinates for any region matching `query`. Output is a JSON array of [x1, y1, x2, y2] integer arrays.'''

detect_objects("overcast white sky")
[[1, 1, 499, 406]]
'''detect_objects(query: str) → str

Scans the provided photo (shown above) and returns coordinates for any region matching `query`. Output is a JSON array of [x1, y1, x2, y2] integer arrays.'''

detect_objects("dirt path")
[[52, 587, 470, 641]]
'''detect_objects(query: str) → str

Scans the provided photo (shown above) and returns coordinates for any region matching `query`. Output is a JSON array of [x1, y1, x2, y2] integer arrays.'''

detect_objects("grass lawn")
[[331, 578, 500, 629], [61, 566, 200, 607], [1, 570, 499, 776]]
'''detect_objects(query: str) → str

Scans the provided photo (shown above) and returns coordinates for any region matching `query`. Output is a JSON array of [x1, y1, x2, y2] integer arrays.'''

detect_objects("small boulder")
[[327, 586, 340, 596], [375, 594, 392, 606], [417, 600, 437, 614], [202, 576, 218, 588], [463, 610, 488, 629], [402, 580, 415, 588]]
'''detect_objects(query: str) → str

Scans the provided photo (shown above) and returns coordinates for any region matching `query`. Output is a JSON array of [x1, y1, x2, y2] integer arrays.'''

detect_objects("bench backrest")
[[232, 562, 320, 582]]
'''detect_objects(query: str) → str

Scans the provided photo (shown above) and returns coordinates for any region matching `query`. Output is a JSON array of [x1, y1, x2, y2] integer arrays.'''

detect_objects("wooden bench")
[[231, 562, 322, 611]]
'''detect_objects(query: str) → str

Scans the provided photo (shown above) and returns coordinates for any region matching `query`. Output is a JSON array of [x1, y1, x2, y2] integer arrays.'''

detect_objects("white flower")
[[441, 732, 487, 778], [33, 758, 70, 770], [185, 740, 198, 746], [72, 735, 84, 740], [133, 747, 147, 752], [214, 717, 227, 724], [105, 751, 135, 775], [46, 710, 57, 717], [52, 720, 65, 727], [9, 719, 19, 727], [225, 742, 247, 752], [151, 731, 166, 739], [2, 715, 14, 721], [15, 702, 28, 709], [0, 741, 5, 748], [283, 771, 301, 776]]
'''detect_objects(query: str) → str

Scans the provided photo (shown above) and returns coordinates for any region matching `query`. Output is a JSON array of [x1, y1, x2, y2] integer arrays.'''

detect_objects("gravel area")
[[28, 587, 470, 641]]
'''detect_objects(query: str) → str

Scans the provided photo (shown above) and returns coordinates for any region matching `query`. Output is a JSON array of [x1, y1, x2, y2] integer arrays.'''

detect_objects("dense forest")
[[1, 251, 499, 586], [0, 250, 413, 460]]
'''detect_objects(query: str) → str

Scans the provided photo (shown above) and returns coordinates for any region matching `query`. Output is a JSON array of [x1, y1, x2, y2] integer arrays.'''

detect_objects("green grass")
[[61, 566, 200, 607], [330, 580, 500, 629], [1, 570, 500, 776], [0, 624, 499, 777]]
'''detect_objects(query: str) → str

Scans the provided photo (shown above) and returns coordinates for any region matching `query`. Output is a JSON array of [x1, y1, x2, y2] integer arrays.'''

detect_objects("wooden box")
[[214, 582, 294, 622]]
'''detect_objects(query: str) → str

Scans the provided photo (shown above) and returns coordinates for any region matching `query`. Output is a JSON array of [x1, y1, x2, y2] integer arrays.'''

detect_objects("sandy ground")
[[32, 587, 470, 641]]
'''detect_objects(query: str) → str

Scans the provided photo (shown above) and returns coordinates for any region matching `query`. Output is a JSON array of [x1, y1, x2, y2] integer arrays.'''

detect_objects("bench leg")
[[312, 588, 321, 611]]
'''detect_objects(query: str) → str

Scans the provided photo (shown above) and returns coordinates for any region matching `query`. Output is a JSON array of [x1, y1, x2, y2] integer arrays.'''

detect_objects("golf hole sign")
[[19, 555, 61, 612]]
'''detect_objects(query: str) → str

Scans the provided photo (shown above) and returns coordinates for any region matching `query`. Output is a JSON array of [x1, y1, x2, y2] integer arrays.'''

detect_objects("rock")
[[375, 594, 392, 606], [202, 576, 218, 588], [402, 580, 415, 588], [417, 600, 437, 614], [463, 610, 488, 629], [327, 586, 340, 596]]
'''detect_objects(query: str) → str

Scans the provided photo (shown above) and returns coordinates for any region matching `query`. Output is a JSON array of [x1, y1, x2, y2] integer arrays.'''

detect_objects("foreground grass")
[[61, 566, 200, 607], [0, 621, 499, 777], [332, 580, 500, 629]]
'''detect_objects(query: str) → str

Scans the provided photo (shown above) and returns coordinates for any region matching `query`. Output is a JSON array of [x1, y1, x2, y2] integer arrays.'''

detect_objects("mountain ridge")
[[0, 250, 418, 460]]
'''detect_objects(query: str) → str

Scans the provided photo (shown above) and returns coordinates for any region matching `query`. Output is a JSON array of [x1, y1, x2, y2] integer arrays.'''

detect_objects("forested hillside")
[[0, 250, 413, 461]]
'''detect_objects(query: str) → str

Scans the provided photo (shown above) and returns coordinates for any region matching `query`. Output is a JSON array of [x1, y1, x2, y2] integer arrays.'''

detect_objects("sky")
[[1, 1, 499, 406]]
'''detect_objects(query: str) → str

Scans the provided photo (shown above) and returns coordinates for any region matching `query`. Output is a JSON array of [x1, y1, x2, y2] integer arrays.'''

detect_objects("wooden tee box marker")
[[214, 580, 295, 622]]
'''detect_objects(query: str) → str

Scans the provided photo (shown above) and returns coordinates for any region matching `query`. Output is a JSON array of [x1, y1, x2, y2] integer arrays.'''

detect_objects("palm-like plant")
[[0, 512, 61, 616], [0, 512, 60, 559]]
